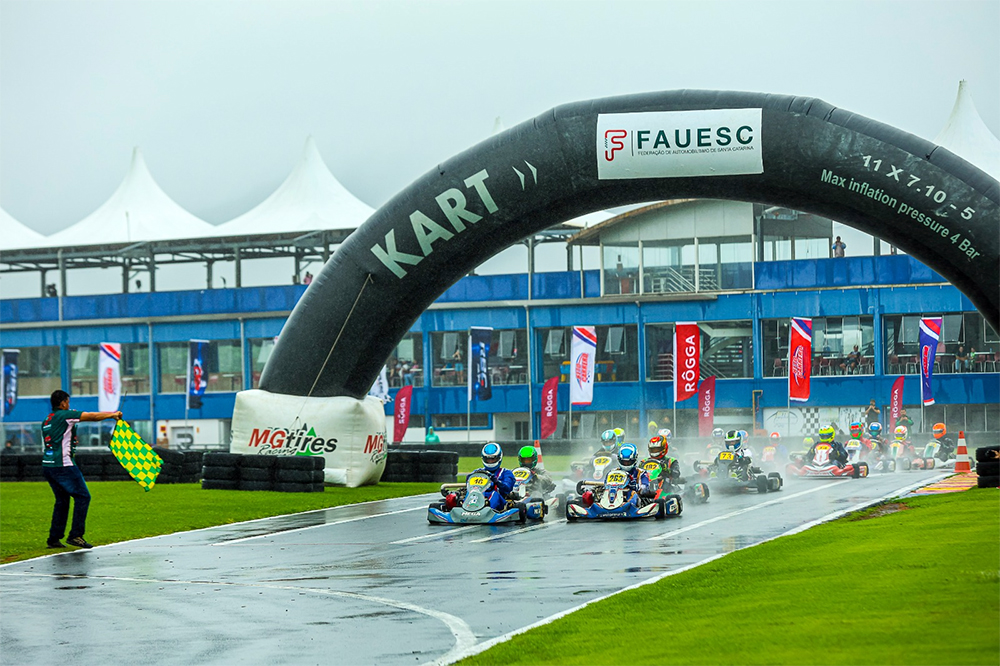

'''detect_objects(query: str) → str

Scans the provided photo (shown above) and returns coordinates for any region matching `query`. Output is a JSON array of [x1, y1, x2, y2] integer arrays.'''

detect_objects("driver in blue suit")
[[616, 443, 651, 497], [476, 442, 515, 510]]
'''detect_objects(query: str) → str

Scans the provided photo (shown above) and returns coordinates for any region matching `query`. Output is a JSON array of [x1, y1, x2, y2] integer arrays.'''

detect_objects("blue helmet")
[[868, 422, 882, 437], [600, 429, 617, 451], [725, 430, 743, 451], [481, 442, 503, 470], [618, 443, 638, 470]]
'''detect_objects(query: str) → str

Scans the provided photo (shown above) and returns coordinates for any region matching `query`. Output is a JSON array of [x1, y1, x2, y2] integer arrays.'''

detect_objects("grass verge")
[[0, 481, 439, 564], [461, 488, 1000, 666]]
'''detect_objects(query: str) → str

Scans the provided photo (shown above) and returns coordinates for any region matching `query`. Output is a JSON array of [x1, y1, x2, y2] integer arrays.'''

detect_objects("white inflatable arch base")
[[230, 389, 387, 487]]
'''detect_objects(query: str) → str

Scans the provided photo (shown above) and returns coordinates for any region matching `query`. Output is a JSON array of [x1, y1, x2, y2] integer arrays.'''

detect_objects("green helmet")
[[517, 445, 538, 469]]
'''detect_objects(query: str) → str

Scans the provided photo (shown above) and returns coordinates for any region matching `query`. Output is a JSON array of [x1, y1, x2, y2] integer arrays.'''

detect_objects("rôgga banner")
[[597, 108, 763, 180]]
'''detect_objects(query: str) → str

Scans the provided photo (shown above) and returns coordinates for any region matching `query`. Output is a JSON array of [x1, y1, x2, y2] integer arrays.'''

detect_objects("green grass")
[[0, 481, 439, 564], [462, 488, 1000, 666]]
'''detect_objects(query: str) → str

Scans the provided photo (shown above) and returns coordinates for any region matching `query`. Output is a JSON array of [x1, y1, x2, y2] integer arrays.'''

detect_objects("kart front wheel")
[[756, 475, 769, 493]]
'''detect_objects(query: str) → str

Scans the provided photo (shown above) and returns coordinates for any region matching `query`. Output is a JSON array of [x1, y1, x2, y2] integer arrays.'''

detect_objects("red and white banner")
[[393, 385, 413, 444], [889, 376, 904, 430], [673, 322, 700, 402], [698, 376, 716, 437], [570, 326, 596, 406], [788, 317, 812, 402], [539, 376, 560, 440], [98, 342, 122, 412]]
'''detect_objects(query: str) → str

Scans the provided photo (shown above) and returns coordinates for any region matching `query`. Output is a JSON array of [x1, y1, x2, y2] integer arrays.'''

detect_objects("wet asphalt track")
[[0, 469, 946, 666]]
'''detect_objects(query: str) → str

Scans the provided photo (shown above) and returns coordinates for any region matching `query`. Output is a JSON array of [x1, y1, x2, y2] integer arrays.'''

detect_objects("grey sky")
[[1, 0, 998, 235]]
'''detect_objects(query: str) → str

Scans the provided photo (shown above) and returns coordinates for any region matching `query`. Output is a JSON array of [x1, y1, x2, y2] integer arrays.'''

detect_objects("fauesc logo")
[[603, 124, 756, 162], [247, 423, 337, 456]]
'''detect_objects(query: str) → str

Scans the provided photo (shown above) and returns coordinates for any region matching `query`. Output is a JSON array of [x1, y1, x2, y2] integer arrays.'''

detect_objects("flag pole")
[[467, 330, 472, 445]]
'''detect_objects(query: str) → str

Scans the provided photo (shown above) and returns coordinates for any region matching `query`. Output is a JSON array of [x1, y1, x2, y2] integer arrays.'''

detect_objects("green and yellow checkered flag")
[[109, 420, 162, 492]]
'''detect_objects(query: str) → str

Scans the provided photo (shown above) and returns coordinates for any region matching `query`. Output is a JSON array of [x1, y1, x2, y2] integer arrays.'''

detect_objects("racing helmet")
[[648, 435, 668, 459], [724, 430, 743, 451], [849, 421, 864, 439], [517, 445, 538, 469], [868, 422, 882, 438], [613, 428, 625, 445], [618, 443, 639, 470], [932, 423, 946, 440], [481, 442, 503, 471], [802, 437, 815, 447], [657, 428, 672, 440], [712, 427, 725, 440], [818, 426, 836, 443], [894, 425, 908, 441], [600, 429, 617, 451], [738, 430, 749, 442], [769, 431, 781, 441]]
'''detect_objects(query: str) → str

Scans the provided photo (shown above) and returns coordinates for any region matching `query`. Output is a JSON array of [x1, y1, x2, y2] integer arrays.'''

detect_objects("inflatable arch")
[[234, 90, 999, 485]]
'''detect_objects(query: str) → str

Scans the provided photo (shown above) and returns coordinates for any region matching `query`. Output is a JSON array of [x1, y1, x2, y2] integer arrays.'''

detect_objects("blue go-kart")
[[565, 469, 681, 521], [427, 471, 529, 524]]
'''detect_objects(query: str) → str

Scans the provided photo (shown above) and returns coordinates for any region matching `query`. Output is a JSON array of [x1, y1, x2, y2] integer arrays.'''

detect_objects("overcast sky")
[[2, 0, 998, 237]]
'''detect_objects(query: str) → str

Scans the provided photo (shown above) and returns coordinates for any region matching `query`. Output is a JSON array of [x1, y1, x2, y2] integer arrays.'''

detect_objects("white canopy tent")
[[1, 207, 46, 251], [215, 136, 375, 236], [44, 147, 217, 248], [934, 80, 1000, 181]]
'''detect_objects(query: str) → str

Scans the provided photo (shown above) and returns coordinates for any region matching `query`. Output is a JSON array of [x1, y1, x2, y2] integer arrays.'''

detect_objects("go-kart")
[[427, 471, 529, 524], [786, 444, 869, 479], [639, 458, 709, 505], [507, 466, 563, 519], [561, 453, 617, 494], [867, 444, 896, 473], [920, 441, 956, 465], [694, 450, 783, 493], [889, 441, 936, 471], [565, 469, 680, 521], [845, 440, 870, 464]]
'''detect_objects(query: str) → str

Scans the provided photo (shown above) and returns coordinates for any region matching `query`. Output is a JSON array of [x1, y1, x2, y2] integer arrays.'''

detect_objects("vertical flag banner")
[[1, 349, 19, 419], [673, 322, 700, 402], [570, 326, 597, 406], [698, 376, 716, 437], [918, 317, 942, 406], [889, 376, 905, 430], [393, 385, 413, 443], [98, 343, 122, 413], [539, 376, 560, 439], [469, 327, 493, 401], [187, 340, 209, 410], [788, 317, 812, 402], [368, 365, 391, 404], [109, 419, 162, 492]]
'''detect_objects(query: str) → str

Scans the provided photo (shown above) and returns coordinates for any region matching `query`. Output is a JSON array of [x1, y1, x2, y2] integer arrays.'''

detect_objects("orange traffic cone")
[[954, 431, 972, 473], [534, 440, 545, 471]]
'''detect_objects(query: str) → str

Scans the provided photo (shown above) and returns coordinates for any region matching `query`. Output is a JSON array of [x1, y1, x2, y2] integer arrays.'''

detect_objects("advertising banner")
[[368, 365, 390, 404], [469, 327, 493, 401], [98, 343, 122, 413], [918, 317, 942, 406], [889, 376, 905, 430], [1, 349, 19, 418], [539, 376, 559, 440], [673, 322, 700, 402], [788, 317, 812, 402], [393, 385, 413, 444], [570, 326, 597, 406], [187, 340, 209, 410], [698, 376, 716, 437], [597, 108, 763, 180]]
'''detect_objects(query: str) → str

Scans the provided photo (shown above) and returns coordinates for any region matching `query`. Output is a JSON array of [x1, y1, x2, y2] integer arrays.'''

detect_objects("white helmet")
[[894, 425, 908, 441]]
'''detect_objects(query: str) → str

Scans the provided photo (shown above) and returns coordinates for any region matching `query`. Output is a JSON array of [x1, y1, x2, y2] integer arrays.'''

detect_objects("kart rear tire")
[[767, 472, 783, 491], [516, 502, 528, 523], [856, 462, 869, 478], [756, 475, 768, 493], [923, 458, 935, 470]]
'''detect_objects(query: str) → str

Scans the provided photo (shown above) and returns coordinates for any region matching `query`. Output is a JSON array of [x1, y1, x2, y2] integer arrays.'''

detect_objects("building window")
[[538, 326, 638, 384], [430, 331, 467, 387], [432, 413, 490, 429], [603, 244, 640, 295], [69, 344, 150, 395], [250, 338, 276, 388], [765, 316, 874, 377], [13, 346, 61, 397], [885, 312, 996, 374], [646, 321, 752, 380], [384, 332, 424, 388], [158, 341, 243, 394]]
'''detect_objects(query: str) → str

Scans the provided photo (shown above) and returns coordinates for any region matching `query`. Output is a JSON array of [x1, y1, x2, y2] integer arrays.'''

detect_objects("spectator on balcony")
[[954, 345, 971, 372], [831, 236, 847, 258], [839, 345, 861, 373]]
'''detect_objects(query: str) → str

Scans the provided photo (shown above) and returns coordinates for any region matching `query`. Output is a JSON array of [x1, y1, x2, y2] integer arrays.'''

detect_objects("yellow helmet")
[[818, 426, 835, 443]]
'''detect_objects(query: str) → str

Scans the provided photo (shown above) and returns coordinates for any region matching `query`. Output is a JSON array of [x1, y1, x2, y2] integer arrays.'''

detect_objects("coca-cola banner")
[[788, 317, 812, 402], [539, 377, 560, 439], [673, 322, 700, 402], [393, 385, 413, 444], [889, 376, 905, 430], [698, 376, 716, 437], [918, 316, 942, 406]]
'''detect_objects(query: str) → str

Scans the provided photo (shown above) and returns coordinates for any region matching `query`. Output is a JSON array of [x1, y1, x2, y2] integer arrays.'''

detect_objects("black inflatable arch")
[[261, 90, 999, 400]]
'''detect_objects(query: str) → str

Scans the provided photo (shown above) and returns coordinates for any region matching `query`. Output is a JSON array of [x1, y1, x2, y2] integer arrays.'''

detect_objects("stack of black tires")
[[151, 448, 204, 484], [0, 454, 44, 482], [1, 451, 196, 483], [201, 453, 325, 492], [977, 446, 999, 488], [381, 449, 459, 483]]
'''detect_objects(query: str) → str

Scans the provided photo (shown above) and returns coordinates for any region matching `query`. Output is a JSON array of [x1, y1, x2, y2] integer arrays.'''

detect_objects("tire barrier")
[[381, 450, 459, 484], [200, 454, 326, 492], [974, 446, 999, 464], [152, 448, 204, 485], [0, 450, 203, 483]]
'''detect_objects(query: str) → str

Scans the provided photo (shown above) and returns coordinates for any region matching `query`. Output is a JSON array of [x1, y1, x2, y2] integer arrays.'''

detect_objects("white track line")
[[217, 506, 425, 545], [470, 519, 567, 543], [391, 525, 482, 544], [647, 482, 837, 541], [0, 571, 476, 666], [437, 472, 950, 666]]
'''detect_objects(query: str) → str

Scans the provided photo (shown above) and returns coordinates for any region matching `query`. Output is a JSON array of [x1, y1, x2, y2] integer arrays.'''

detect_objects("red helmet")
[[769, 431, 780, 441], [648, 435, 668, 459], [850, 422, 864, 438], [933, 423, 946, 439]]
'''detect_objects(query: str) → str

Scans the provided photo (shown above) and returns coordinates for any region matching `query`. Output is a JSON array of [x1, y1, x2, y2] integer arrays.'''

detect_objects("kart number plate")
[[513, 468, 531, 480], [606, 471, 628, 485], [719, 452, 734, 461], [468, 476, 490, 487], [593, 457, 612, 467], [642, 461, 660, 472]]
